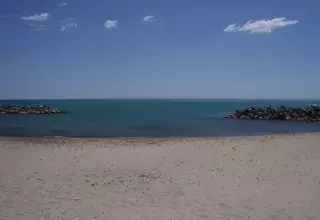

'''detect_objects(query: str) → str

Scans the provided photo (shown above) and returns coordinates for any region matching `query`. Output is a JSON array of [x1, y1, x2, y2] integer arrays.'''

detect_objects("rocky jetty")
[[225, 104, 320, 122], [0, 105, 62, 115]]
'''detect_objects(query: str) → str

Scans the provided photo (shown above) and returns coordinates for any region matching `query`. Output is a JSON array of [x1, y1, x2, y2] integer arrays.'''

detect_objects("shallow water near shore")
[[1, 99, 320, 137]]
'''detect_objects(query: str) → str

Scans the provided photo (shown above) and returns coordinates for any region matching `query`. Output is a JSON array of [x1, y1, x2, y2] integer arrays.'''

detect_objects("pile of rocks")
[[225, 104, 320, 122], [0, 105, 62, 114]]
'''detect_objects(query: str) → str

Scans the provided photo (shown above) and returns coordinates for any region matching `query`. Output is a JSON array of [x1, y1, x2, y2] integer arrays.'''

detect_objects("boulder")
[[240, 115, 249, 120], [285, 115, 292, 120]]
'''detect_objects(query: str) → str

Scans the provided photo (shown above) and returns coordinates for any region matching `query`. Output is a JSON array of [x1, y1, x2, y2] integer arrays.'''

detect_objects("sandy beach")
[[0, 134, 320, 220]]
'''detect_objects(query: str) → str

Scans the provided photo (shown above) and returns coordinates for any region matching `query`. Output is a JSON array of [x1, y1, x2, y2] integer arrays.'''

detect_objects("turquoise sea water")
[[1, 99, 320, 137]]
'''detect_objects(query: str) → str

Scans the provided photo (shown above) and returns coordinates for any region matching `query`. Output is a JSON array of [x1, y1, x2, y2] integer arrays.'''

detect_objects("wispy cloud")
[[60, 19, 78, 32], [224, 17, 298, 34], [61, 22, 78, 32], [224, 24, 239, 33], [3, 13, 18, 18], [21, 12, 50, 21], [57, 2, 68, 7], [143, 15, 156, 23], [29, 24, 46, 31], [104, 20, 118, 29]]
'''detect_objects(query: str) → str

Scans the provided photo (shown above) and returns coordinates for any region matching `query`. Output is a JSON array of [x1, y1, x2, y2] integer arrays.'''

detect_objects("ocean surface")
[[1, 99, 320, 137]]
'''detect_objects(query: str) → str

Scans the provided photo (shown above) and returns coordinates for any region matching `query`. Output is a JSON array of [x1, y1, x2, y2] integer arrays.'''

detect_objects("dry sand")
[[0, 134, 320, 220]]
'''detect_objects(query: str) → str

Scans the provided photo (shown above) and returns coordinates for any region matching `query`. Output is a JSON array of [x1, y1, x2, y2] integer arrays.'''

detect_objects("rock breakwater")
[[225, 104, 320, 122], [0, 105, 62, 114]]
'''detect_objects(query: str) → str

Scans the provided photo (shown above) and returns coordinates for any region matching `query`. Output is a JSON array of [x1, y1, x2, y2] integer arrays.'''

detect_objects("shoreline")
[[0, 132, 318, 143]]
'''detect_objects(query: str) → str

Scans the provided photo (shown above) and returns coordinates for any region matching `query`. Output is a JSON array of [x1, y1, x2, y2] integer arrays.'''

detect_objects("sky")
[[0, 0, 319, 99]]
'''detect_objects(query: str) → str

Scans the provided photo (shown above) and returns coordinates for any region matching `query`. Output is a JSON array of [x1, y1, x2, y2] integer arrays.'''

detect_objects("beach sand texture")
[[1, 134, 320, 220]]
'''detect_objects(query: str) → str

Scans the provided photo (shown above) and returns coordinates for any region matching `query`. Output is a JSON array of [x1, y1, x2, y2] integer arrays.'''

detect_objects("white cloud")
[[224, 17, 298, 34], [104, 20, 118, 29], [224, 23, 240, 32], [143, 15, 156, 23], [57, 2, 68, 7], [61, 22, 78, 32], [21, 12, 50, 21], [60, 19, 78, 32]]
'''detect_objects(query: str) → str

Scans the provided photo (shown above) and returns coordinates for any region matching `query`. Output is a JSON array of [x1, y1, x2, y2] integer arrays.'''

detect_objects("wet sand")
[[1, 134, 320, 220]]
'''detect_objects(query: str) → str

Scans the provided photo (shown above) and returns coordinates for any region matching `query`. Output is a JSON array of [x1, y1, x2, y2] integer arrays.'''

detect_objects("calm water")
[[1, 99, 320, 137]]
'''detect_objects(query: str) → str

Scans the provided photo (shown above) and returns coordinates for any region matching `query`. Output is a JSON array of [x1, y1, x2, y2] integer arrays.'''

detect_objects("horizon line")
[[1, 98, 320, 101]]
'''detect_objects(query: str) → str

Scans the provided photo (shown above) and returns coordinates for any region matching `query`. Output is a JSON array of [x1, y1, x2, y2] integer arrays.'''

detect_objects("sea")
[[1, 99, 320, 138]]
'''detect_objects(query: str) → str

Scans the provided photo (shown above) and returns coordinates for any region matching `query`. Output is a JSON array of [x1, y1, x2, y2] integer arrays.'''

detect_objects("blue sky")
[[0, 0, 319, 99]]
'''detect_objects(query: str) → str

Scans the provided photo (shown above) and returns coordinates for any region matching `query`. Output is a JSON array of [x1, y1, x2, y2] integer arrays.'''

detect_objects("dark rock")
[[278, 114, 286, 120], [285, 115, 292, 120], [240, 115, 249, 120]]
